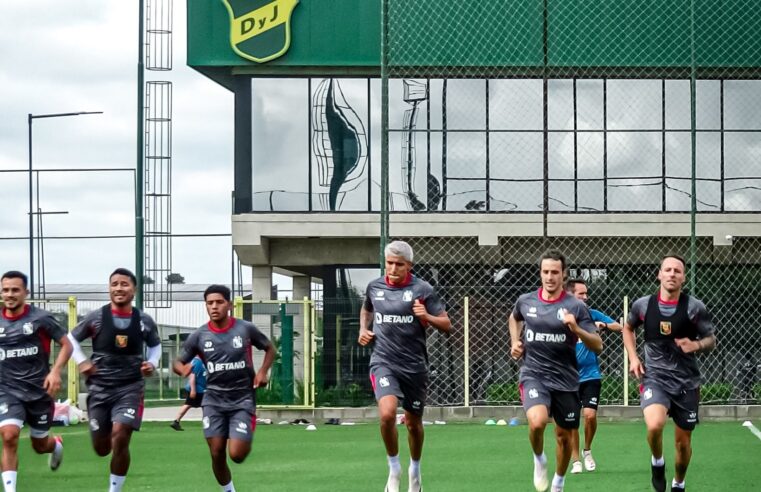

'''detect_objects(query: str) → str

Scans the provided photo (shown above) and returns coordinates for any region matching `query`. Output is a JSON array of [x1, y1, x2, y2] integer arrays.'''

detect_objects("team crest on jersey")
[[556, 308, 568, 321], [233, 336, 243, 348], [115, 335, 128, 348], [403, 290, 413, 302], [0, 403, 7, 415], [22, 322, 34, 335], [660, 321, 672, 335]]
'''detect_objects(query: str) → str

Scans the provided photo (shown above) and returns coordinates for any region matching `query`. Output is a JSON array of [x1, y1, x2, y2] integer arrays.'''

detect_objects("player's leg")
[[106, 389, 143, 492], [580, 379, 600, 471], [206, 437, 233, 488], [27, 394, 63, 471], [203, 406, 236, 491], [521, 380, 551, 492], [641, 385, 670, 492], [400, 371, 427, 492], [569, 429, 582, 473], [549, 390, 581, 491], [227, 409, 255, 463], [87, 392, 113, 457], [0, 422, 22, 492], [171, 404, 191, 430], [670, 388, 698, 490], [371, 366, 403, 492]]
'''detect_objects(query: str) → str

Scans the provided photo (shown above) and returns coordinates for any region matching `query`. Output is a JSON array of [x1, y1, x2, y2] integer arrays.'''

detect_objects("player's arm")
[[564, 310, 603, 355], [173, 332, 199, 377], [412, 300, 451, 333], [622, 303, 645, 378], [188, 372, 197, 398], [593, 310, 623, 333], [254, 342, 276, 388], [141, 316, 162, 376], [68, 313, 97, 375], [358, 303, 375, 346], [508, 312, 524, 359], [675, 300, 717, 354], [44, 319, 74, 397]]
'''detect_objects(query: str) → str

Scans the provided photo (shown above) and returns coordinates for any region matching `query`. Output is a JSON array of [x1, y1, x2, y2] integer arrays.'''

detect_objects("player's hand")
[[412, 299, 429, 319], [79, 360, 96, 376], [141, 361, 156, 376], [189, 390, 197, 399], [675, 337, 700, 354], [358, 328, 375, 346], [562, 310, 579, 331], [595, 321, 607, 330], [43, 370, 62, 397], [511, 341, 524, 360], [253, 370, 269, 388], [629, 357, 645, 379]]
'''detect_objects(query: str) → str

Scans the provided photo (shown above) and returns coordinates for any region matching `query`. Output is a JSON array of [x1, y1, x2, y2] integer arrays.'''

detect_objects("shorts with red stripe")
[[87, 386, 144, 436], [202, 404, 256, 442]]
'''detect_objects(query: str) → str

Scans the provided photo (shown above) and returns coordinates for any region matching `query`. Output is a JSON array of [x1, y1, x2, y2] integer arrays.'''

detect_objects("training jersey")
[[576, 309, 616, 382], [363, 274, 446, 374], [512, 289, 597, 392], [185, 356, 207, 393], [627, 293, 715, 392], [71, 306, 161, 392], [179, 318, 271, 407], [0, 305, 67, 401]]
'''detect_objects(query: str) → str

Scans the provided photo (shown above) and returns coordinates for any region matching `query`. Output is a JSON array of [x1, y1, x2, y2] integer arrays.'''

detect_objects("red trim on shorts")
[[370, 373, 377, 391], [138, 392, 145, 419], [537, 288, 566, 303], [639, 384, 644, 394], [2, 304, 30, 321], [251, 413, 257, 433], [657, 293, 679, 305], [519, 383, 525, 403], [384, 273, 412, 288], [208, 317, 235, 333]]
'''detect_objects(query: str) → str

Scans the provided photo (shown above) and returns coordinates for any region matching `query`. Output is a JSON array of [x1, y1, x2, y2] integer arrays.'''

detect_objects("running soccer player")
[[358, 240, 451, 492], [170, 355, 207, 431], [68, 268, 161, 492], [0, 271, 71, 492], [623, 254, 716, 492], [566, 278, 623, 474], [173, 284, 275, 492], [508, 251, 602, 492]]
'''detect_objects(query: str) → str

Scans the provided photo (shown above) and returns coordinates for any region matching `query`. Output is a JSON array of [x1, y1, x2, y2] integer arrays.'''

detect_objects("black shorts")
[[87, 387, 144, 435], [520, 379, 581, 430], [0, 391, 54, 438], [370, 365, 428, 416], [579, 379, 602, 410], [180, 389, 204, 408], [640, 384, 700, 431]]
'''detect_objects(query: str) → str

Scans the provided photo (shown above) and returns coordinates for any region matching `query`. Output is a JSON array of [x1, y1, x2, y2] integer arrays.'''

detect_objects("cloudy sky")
[[0, 1, 242, 289]]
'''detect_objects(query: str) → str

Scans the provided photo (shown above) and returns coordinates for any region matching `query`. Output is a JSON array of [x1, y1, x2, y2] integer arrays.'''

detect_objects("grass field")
[[14, 421, 760, 491]]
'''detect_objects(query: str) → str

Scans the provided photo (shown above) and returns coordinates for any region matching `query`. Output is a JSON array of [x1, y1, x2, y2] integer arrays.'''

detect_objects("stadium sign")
[[221, 0, 300, 63]]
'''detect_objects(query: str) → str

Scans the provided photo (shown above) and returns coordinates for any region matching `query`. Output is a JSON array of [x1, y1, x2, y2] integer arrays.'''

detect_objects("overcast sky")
[[0, 1, 245, 289]]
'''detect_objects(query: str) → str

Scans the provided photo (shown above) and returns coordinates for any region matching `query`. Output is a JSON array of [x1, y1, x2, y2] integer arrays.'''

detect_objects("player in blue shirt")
[[171, 356, 207, 431], [566, 279, 622, 475]]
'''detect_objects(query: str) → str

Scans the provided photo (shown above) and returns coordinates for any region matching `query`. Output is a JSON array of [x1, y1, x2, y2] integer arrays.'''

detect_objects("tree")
[[166, 273, 185, 284]]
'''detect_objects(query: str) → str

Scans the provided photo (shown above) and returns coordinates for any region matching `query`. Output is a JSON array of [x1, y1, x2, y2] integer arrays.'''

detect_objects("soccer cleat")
[[408, 469, 422, 492], [551, 486, 564, 492], [533, 458, 549, 491], [384, 471, 400, 492], [571, 460, 583, 474], [49, 436, 63, 471], [671, 488, 684, 492], [170, 420, 184, 431], [583, 450, 596, 471], [651, 464, 666, 492]]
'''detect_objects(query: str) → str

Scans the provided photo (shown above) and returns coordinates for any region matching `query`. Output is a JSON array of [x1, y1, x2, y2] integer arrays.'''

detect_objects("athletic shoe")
[[408, 470, 422, 492], [651, 464, 666, 492], [671, 488, 685, 492], [170, 420, 184, 431], [533, 458, 549, 491], [551, 486, 564, 492], [571, 460, 583, 474], [49, 436, 63, 471], [583, 450, 596, 471], [384, 472, 400, 492]]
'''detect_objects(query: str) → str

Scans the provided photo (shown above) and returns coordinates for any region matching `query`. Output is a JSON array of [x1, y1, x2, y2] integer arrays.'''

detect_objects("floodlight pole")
[[136, 0, 146, 309], [27, 111, 103, 298]]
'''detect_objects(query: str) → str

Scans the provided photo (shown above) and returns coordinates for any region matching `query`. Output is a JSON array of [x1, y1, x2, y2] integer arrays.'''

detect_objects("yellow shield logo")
[[221, 0, 299, 63], [659, 321, 672, 336], [115, 335, 129, 348]]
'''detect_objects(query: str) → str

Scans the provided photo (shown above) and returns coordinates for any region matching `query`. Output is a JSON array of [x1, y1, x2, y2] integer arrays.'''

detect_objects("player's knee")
[[405, 419, 423, 435], [379, 411, 396, 427], [583, 408, 597, 421], [94, 443, 111, 456], [230, 451, 248, 464], [1, 428, 20, 448], [555, 428, 572, 446]]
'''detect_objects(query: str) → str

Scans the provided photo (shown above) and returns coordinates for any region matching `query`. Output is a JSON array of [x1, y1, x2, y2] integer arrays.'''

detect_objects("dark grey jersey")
[[363, 275, 446, 374], [71, 307, 161, 392], [628, 294, 715, 392], [512, 289, 597, 392], [178, 318, 271, 407], [0, 305, 67, 400]]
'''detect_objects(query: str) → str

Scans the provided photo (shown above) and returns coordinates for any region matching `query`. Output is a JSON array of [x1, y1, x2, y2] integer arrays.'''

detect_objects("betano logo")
[[222, 0, 300, 63]]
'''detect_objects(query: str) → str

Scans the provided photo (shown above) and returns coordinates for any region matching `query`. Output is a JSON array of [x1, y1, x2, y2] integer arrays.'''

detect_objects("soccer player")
[[68, 268, 161, 492], [508, 251, 602, 492], [0, 271, 71, 492], [170, 355, 207, 431], [173, 284, 275, 492], [623, 254, 716, 492], [565, 278, 623, 474], [358, 240, 451, 492]]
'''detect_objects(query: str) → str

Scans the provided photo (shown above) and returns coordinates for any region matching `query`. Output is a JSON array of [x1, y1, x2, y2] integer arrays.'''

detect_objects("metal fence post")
[[623, 296, 629, 406], [234, 296, 244, 319], [463, 296, 470, 407], [67, 296, 79, 404]]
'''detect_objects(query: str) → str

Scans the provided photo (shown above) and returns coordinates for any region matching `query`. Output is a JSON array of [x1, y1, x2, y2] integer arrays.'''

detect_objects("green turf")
[[14, 421, 760, 491]]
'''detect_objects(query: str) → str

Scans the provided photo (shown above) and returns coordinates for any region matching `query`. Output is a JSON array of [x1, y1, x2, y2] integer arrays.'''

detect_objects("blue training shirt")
[[184, 356, 207, 393], [576, 309, 615, 382]]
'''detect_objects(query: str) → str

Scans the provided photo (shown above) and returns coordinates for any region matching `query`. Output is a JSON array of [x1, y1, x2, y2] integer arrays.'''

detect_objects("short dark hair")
[[566, 278, 587, 292], [539, 250, 567, 271], [204, 284, 231, 301], [109, 268, 137, 286], [660, 254, 686, 270], [1, 271, 28, 288]]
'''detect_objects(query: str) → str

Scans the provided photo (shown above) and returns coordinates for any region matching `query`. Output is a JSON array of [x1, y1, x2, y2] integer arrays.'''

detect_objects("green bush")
[[316, 383, 374, 407], [701, 383, 732, 403], [600, 376, 640, 404], [485, 383, 520, 405]]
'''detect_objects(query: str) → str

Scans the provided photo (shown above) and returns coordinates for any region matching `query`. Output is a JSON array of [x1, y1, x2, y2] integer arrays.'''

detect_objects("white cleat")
[[533, 458, 549, 491], [408, 470, 422, 492], [571, 460, 583, 474], [384, 472, 400, 492], [583, 450, 596, 472], [49, 436, 63, 471]]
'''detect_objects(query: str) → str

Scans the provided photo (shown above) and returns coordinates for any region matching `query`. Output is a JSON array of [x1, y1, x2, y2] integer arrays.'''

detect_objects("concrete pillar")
[[292, 276, 310, 384], [251, 266, 274, 375]]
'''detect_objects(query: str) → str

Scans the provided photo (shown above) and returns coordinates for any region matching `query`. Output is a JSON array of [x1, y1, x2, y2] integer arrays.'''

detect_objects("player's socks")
[[388, 454, 401, 475], [108, 474, 126, 492], [220, 481, 236, 492], [386, 455, 401, 492], [551, 472, 565, 492], [671, 478, 685, 489], [408, 460, 421, 492], [1, 471, 17, 492], [651, 455, 665, 467]]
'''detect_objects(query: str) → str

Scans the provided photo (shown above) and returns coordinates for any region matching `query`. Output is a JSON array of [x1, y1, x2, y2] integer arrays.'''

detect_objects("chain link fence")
[[377, 0, 761, 407]]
